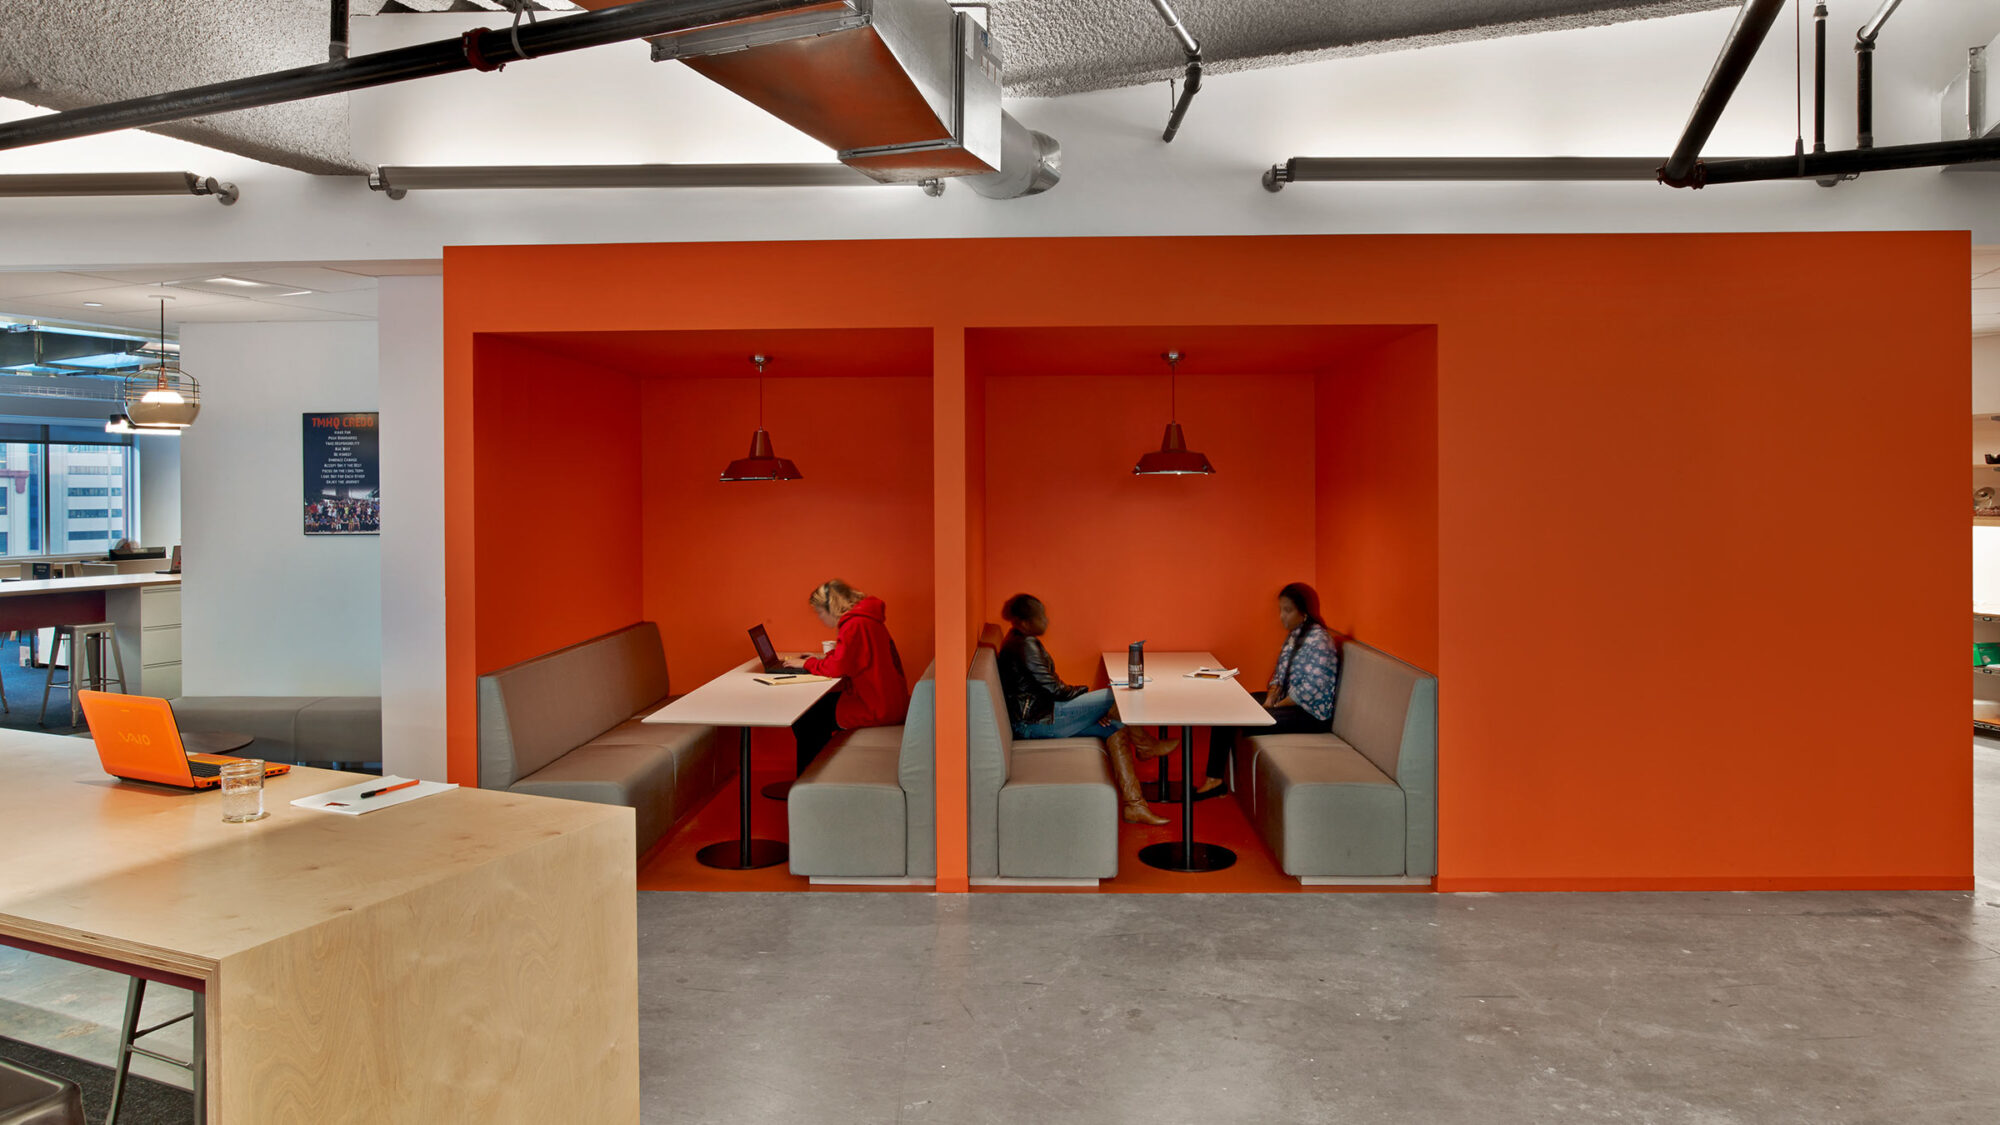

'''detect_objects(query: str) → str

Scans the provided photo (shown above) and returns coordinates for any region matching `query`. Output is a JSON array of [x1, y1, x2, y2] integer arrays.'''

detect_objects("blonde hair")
[[808, 579, 865, 615]]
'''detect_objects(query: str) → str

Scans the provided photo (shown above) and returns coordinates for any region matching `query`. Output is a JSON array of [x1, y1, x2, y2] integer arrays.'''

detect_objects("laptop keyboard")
[[187, 759, 224, 779]]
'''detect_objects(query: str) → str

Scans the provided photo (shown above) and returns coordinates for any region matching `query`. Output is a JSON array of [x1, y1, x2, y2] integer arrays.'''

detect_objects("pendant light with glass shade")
[[720, 354, 802, 482], [114, 295, 201, 434], [1133, 349, 1213, 475]]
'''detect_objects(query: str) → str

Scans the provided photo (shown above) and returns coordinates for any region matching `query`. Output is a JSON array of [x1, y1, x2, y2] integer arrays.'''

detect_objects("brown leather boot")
[[1127, 725, 1180, 761], [1107, 729, 1169, 825]]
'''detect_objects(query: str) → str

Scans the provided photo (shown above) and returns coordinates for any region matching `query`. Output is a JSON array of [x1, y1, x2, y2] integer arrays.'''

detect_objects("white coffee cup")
[[822, 640, 837, 654]]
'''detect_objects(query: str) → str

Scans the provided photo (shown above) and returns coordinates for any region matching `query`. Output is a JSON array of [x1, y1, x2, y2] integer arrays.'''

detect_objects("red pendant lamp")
[[1134, 349, 1213, 476], [720, 353, 802, 482]]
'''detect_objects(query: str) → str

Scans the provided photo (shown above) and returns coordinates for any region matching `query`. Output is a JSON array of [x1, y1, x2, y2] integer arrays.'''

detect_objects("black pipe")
[[1148, 0, 1202, 143], [0, 0, 811, 155], [331, 0, 349, 62], [1163, 60, 1201, 143], [1857, 38, 1875, 149], [1694, 135, 2000, 184], [1659, 0, 1787, 187], [1812, 3, 1827, 153]]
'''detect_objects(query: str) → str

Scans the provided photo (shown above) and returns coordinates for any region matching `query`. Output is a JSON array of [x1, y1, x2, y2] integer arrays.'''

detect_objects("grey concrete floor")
[[6, 743, 1999, 1122], [638, 742, 2000, 1124]]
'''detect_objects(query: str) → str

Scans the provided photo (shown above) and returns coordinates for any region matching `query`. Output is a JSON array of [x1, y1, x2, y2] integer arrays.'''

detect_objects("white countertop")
[[0, 572, 180, 597], [1099, 650, 1277, 728], [641, 656, 839, 727]]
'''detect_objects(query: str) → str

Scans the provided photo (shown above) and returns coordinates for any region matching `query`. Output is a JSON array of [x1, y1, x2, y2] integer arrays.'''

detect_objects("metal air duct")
[[642, 0, 1059, 197]]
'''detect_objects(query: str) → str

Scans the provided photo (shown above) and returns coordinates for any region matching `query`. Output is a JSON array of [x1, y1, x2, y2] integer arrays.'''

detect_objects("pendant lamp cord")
[[753, 354, 767, 430]]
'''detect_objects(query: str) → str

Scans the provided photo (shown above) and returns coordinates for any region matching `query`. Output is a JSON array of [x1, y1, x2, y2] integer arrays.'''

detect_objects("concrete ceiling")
[[985, 0, 1737, 98], [0, 0, 1736, 175]]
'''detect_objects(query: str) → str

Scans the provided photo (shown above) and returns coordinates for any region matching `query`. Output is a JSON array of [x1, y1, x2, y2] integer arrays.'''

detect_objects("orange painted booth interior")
[[449, 233, 1971, 897]]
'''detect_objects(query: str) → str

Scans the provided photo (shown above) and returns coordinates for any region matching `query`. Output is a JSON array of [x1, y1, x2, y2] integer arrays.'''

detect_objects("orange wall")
[[472, 336, 643, 675], [445, 232, 1968, 891], [638, 374, 935, 689], [982, 373, 1320, 687], [1316, 328, 1441, 671]]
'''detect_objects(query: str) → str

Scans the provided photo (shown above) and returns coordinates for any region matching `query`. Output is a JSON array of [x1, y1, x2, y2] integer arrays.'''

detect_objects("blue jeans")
[[1014, 689, 1123, 740]]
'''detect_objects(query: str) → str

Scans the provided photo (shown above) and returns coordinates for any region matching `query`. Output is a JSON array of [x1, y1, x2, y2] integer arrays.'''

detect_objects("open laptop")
[[158, 545, 181, 575], [78, 690, 290, 789], [748, 625, 807, 674]]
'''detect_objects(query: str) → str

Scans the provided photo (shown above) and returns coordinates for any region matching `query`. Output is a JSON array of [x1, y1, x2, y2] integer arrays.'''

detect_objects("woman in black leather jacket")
[[998, 593, 1176, 825]]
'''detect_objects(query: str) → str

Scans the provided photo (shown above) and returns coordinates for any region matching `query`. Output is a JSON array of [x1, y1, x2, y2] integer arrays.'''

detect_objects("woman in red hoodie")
[[791, 579, 909, 775]]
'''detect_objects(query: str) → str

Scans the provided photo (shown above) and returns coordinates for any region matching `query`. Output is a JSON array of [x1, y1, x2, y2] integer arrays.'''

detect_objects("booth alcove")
[[964, 325, 1442, 890], [468, 326, 937, 891]]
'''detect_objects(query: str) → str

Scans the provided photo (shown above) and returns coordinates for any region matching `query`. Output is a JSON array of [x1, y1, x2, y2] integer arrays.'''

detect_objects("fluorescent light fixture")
[[82, 302, 103, 307], [280, 290, 313, 297], [205, 277, 262, 286]]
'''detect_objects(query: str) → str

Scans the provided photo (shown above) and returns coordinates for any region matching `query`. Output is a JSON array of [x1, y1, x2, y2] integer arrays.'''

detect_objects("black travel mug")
[[1128, 641, 1145, 690]]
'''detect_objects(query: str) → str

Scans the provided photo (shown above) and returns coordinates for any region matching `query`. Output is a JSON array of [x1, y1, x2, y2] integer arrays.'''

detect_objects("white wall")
[[376, 277, 445, 780], [137, 433, 180, 548], [179, 321, 381, 695], [2, 1, 2000, 268], [1974, 335, 2000, 414]]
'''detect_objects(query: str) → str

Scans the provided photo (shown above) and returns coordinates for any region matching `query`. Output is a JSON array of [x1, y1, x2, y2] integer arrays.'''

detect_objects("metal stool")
[[106, 977, 204, 1125], [39, 622, 125, 728]]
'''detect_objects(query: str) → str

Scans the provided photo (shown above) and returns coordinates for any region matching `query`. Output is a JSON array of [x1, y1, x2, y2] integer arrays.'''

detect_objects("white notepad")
[[292, 776, 458, 816], [1185, 667, 1241, 680]]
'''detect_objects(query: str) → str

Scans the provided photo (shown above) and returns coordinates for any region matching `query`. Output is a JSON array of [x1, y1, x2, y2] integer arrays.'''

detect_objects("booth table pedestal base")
[[1138, 724, 1237, 873], [698, 727, 788, 870]]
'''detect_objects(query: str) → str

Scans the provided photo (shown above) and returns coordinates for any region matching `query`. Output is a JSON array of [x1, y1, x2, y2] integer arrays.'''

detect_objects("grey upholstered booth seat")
[[170, 696, 382, 765], [1237, 639, 1438, 879], [476, 622, 727, 857], [787, 664, 937, 879], [967, 649, 1118, 880]]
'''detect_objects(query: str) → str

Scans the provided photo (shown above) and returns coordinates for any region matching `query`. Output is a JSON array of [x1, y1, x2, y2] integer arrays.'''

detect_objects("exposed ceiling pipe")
[[1657, 0, 1787, 188], [1146, 0, 1202, 143], [332, 0, 351, 61], [0, 172, 239, 204], [1265, 157, 1664, 189], [0, 0, 821, 156], [1692, 134, 2000, 183], [368, 162, 929, 195], [1854, 0, 1904, 150]]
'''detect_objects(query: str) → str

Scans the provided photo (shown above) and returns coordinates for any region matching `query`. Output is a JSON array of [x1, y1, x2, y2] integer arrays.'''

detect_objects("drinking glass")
[[220, 759, 268, 823]]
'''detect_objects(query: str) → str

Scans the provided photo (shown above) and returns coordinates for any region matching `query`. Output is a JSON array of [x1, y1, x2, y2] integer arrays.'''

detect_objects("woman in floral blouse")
[[1194, 582, 1340, 798]]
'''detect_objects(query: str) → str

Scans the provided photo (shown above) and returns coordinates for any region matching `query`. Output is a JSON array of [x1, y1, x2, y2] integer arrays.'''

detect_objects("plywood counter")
[[0, 729, 638, 1123]]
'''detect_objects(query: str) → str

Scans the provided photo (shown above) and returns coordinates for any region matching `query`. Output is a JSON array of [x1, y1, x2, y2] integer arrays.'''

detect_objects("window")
[[0, 427, 139, 560]]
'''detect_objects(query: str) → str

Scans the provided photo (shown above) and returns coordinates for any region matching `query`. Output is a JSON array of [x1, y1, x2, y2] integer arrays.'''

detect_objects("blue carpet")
[[0, 637, 84, 734]]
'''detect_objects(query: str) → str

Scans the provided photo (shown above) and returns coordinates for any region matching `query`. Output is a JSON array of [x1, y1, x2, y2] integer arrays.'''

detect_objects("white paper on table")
[[291, 776, 458, 816], [1185, 667, 1242, 680]]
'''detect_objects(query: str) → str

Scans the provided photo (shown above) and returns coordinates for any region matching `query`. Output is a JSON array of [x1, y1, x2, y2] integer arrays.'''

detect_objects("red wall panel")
[[982, 372, 1320, 687], [638, 374, 935, 691], [472, 336, 643, 675], [1315, 328, 1441, 672]]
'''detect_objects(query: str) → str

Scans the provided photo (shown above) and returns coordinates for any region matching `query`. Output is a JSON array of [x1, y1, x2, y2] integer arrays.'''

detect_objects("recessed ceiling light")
[[280, 290, 313, 297], [205, 276, 261, 286], [82, 302, 103, 307]]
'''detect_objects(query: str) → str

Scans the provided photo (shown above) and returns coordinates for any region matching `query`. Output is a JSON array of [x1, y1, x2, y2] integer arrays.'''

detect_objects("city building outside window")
[[0, 428, 140, 560]]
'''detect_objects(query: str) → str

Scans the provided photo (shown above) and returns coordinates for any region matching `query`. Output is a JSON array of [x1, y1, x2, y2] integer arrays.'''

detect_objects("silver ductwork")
[[649, 0, 1058, 197]]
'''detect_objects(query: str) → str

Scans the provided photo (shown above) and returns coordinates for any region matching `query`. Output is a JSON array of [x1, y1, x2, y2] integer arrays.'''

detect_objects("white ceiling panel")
[[256, 289, 378, 316], [0, 272, 131, 299], [224, 266, 379, 293], [320, 261, 441, 278], [166, 303, 366, 323]]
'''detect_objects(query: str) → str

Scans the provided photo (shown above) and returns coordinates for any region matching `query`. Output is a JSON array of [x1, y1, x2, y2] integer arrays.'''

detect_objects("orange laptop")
[[78, 690, 290, 789]]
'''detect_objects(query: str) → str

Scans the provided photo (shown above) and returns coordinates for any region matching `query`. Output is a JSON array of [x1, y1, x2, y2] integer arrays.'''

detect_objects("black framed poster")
[[303, 412, 380, 536]]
